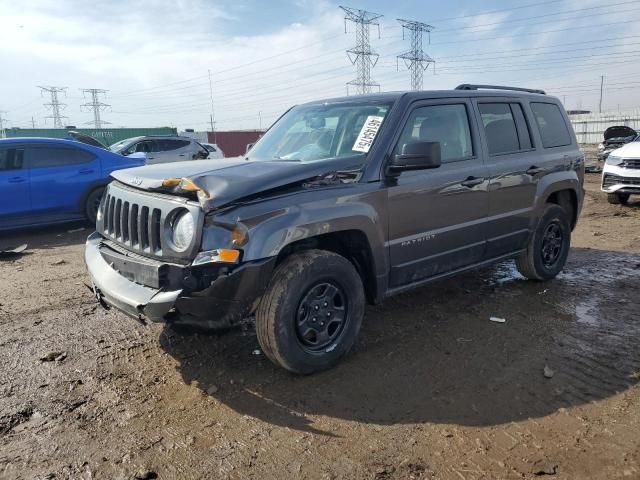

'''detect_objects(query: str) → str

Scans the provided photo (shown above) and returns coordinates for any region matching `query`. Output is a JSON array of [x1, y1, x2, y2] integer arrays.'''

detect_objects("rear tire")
[[85, 187, 105, 225], [607, 192, 629, 205], [256, 250, 365, 374], [516, 204, 571, 281]]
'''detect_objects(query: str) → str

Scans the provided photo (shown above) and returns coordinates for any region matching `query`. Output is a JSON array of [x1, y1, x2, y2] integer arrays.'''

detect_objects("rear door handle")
[[8, 176, 26, 183], [461, 176, 484, 188], [527, 166, 544, 175], [79, 168, 94, 174]]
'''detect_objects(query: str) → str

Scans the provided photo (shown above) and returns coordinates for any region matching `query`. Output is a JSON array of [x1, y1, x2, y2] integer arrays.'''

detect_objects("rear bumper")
[[84, 232, 276, 327]]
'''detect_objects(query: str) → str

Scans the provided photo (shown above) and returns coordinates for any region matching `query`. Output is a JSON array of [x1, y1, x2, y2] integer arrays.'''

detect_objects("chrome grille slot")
[[122, 201, 130, 243], [130, 204, 139, 246], [150, 208, 162, 253], [140, 206, 149, 250], [108, 196, 116, 234], [114, 199, 122, 239]]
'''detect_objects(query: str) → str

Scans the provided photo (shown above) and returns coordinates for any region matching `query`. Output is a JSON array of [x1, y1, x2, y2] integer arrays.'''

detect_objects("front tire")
[[607, 192, 629, 205], [256, 250, 365, 374], [516, 204, 571, 281], [85, 187, 105, 225]]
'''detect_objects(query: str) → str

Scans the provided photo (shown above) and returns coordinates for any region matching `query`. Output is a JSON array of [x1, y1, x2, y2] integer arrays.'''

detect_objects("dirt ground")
[[1, 174, 639, 480]]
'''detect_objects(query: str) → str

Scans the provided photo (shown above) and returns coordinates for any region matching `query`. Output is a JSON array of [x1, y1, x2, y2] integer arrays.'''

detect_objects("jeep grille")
[[96, 181, 202, 262]]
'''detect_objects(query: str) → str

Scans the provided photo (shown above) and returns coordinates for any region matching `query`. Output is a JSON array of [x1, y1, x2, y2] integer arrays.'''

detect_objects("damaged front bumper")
[[84, 232, 275, 328], [85, 233, 182, 322]]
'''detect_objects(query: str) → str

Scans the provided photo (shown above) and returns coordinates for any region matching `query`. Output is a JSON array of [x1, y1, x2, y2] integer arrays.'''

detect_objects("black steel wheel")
[[296, 282, 348, 352], [256, 250, 365, 374], [541, 222, 563, 267], [516, 203, 571, 281]]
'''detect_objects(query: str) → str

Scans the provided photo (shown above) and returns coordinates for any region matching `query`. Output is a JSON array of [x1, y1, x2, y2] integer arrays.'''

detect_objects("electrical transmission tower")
[[340, 6, 383, 95], [397, 19, 435, 91], [38, 86, 68, 128], [0, 111, 8, 138], [80, 89, 111, 129]]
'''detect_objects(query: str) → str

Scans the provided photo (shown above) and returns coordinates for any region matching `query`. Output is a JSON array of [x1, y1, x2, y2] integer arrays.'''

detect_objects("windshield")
[[109, 137, 140, 153], [247, 101, 391, 163]]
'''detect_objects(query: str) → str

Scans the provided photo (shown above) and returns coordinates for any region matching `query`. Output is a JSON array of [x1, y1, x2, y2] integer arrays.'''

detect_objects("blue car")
[[0, 137, 145, 230]]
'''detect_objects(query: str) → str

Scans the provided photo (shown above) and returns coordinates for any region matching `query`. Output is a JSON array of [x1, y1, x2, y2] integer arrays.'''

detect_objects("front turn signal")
[[193, 249, 241, 266]]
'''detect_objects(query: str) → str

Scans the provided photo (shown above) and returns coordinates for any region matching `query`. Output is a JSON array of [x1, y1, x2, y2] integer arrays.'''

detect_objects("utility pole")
[[80, 89, 111, 129], [599, 75, 604, 113], [208, 69, 216, 142], [340, 5, 383, 95], [38, 86, 68, 128], [0, 111, 8, 138], [397, 18, 435, 91], [258, 111, 262, 130], [31, 116, 36, 128]]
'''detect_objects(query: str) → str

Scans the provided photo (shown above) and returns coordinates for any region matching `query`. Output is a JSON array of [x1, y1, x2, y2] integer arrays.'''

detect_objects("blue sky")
[[1, 0, 640, 132]]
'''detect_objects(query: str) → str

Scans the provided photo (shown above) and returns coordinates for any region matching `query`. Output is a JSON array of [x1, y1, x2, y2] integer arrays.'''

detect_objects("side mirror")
[[388, 141, 442, 173]]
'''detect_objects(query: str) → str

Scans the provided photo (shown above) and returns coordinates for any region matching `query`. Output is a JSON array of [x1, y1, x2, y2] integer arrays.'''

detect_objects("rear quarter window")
[[530, 102, 572, 148]]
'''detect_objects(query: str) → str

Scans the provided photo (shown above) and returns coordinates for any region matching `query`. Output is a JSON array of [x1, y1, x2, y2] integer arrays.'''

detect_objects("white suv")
[[602, 141, 640, 204], [109, 136, 209, 164]]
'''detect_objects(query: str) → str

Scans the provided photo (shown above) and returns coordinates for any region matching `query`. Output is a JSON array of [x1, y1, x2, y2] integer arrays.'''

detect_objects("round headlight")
[[172, 211, 195, 250]]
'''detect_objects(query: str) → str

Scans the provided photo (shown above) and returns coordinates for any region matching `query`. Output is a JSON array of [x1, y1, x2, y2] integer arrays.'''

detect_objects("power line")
[[427, 0, 563, 23], [38, 86, 68, 128], [80, 88, 111, 128], [397, 19, 435, 91], [435, 0, 640, 34], [340, 5, 383, 95]]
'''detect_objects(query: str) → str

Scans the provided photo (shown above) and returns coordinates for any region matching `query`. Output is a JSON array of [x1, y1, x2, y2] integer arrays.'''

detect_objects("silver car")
[[109, 136, 209, 164]]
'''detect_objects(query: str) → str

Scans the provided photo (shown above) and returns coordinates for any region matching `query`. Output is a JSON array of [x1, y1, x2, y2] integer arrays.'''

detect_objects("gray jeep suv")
[[86, 85, 584, 374]]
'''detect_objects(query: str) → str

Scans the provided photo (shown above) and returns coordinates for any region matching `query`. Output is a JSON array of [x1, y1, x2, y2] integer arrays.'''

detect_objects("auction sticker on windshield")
[[353, 116, 384, 153]]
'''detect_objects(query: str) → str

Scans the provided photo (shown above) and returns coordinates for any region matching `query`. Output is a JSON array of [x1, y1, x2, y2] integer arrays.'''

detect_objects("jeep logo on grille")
[[131, 177, 143, 186]]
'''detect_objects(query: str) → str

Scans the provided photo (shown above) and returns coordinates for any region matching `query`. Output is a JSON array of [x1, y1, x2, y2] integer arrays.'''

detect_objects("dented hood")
[[111, 156, 363, 211]]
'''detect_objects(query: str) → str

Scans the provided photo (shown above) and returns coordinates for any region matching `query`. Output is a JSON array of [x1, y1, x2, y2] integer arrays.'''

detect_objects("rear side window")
[[25, 146, 96, 168], [395, 104, 474, 163], [0, 147, 24, 171], [157, 139, 190, 151], [479, 103, 519, 154], [479, 103, 535, 154], [530, 102, 572, 148]]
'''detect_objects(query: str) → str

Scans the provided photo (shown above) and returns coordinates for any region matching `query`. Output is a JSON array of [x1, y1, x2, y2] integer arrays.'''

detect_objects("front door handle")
[[79, 168, 94, 174], [527, 166, 544, 175], [8, 176, 26, 183], [461, 176, 484, 188]]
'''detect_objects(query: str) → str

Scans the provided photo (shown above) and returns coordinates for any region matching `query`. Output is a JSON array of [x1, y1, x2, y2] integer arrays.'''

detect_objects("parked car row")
[[0, 134, 225, 230]]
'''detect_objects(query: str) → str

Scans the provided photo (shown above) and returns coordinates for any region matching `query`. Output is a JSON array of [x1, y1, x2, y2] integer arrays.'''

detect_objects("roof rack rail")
[[455, 84, 546, 95]]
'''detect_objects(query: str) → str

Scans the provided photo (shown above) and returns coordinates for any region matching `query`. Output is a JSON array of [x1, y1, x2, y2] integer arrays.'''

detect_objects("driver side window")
[[395, 104, 473, 163]]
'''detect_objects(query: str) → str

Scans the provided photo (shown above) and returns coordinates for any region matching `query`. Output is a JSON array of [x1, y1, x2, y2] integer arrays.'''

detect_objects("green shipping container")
[[4, 127, 178, 147]]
